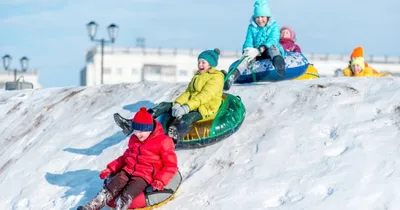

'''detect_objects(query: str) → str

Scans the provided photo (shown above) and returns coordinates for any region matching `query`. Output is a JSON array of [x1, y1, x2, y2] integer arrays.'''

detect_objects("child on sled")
[[280, 25, 302, 53], [114, 48, 225, 142], [77, 107, 177, 210], [225, 0, 286, 90]]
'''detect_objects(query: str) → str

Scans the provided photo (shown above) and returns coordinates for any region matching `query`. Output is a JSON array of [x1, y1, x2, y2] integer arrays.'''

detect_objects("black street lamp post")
[[2, 54, 29, 81], [86, 21, 119, 85]]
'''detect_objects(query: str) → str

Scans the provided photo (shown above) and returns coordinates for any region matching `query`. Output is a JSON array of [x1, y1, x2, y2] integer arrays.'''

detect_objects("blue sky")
[[1, 0, 399, 88]]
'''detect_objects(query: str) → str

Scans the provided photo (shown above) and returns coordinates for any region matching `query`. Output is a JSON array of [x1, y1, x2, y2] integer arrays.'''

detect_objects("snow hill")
[[1, 77, 400, 210]]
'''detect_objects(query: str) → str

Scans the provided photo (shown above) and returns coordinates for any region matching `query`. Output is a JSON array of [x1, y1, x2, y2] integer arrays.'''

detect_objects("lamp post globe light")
[[2, 54, 29, 81], [20, 56, 29, 71], [2, 54, 11, 70], [86, 21, 119, 85]]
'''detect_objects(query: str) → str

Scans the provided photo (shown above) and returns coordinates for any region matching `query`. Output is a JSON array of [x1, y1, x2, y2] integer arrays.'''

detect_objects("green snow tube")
[[159, 93, 246, 149]]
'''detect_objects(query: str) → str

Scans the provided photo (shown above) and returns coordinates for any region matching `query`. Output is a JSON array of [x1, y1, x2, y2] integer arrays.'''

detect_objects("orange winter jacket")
[[342, 66, 390, 77]]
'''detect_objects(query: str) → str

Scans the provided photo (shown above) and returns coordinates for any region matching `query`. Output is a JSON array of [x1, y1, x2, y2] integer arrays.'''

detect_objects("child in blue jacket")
[[225, 0, 285, 90]]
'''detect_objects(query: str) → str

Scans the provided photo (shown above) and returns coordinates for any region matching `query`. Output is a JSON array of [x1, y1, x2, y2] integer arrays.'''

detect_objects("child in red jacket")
[[77, 107, 178, 210]]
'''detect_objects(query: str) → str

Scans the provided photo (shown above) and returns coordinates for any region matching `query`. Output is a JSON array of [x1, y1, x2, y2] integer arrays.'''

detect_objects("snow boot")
[[167, 112, 200, 144], [268, 46, 286, 77], [114, 113, 133, 136], [115, 193, 133, 210], [272, 55, 286, 77], [224, 56, 251, 91], [167, 125, 179, 144], [79, 188, 114, 210], [224, 69, 241, 91]]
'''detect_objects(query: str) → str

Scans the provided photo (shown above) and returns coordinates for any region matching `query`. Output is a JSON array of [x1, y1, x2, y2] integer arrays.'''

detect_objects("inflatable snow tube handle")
[[144, 171, 182, 207]]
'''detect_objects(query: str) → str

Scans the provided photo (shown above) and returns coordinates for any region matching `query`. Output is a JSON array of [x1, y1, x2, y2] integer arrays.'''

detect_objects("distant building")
[[81, 47, 400, 86], [0, 70, 42, 89], [80, 47, 240, 86]]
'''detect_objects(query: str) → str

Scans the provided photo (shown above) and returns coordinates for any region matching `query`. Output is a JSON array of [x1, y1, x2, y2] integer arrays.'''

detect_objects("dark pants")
[[106, 171, 148, 209], [256, 46, 282, 61], [256, 50, 272, 60], [84, 171, 148, 210], [150, 102, 202, 136]]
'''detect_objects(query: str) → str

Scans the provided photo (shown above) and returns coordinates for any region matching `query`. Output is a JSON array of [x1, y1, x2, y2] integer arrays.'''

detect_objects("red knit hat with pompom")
[[131, 107, 154, 131]]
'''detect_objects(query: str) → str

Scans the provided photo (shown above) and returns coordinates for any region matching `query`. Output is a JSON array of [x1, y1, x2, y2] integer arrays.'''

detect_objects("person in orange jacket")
[[343, 57, 389, 77], [342, 46, 389, 77]]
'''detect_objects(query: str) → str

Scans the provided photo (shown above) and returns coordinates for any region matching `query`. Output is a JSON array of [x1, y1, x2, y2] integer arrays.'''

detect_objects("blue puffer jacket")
[[242, 17, 284, 56]]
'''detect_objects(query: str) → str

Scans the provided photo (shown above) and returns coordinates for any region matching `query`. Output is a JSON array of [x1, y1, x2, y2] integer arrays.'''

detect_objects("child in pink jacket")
[[280, 26, 302, 53]]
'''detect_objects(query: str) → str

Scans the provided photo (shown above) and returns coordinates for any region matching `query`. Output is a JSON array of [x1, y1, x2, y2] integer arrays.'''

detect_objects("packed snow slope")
[[1, 77, 400, 210]]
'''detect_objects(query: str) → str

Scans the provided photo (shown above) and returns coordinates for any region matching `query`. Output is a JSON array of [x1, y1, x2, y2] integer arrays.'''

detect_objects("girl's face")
[[281, 29, 291, 39], [255, 16, 268, 27], [198, 59, 211, 73], [133, 130, 152, 141], [351, 64, 362, 74]]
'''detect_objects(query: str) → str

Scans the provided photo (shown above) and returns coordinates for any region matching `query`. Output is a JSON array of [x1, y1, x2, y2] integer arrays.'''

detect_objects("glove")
[[151, 180, 165, 191], [243, 48, 260, 62], [172, 104, 190, 117], [171, 103, 181, 117], [99, 168, 112, 179]]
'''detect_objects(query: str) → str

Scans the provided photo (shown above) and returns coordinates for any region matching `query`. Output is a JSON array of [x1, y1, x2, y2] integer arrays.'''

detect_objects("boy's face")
[[255, 16, 268, 27], [198, 59, 211, 73], [133, 130, 152, 141], [281, 29, 291, 39], [351, 64, 362, 74]]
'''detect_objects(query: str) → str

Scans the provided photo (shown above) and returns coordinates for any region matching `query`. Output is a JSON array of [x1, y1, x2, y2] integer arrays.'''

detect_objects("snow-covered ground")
[[1, 77, 400, 210]]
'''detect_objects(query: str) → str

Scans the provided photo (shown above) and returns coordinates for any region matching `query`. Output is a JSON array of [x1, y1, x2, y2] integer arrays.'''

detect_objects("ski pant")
[[150, 102, 202, 136], [83, 170, 148, 210], [236, 45, 282, 74], [256, 45, 282, 61]]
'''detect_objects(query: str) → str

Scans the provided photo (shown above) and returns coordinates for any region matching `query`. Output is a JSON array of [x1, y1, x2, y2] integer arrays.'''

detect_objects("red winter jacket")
[[106, 121, 178, 185]]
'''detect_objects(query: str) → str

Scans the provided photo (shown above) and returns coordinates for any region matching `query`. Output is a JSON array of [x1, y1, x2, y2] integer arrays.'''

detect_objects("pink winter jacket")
[[279, 38, 302, 53]]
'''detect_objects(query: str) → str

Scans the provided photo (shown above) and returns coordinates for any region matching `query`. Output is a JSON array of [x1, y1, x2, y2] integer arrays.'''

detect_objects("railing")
[[304, 53, 400, 64], [86, 47, 400, 64]]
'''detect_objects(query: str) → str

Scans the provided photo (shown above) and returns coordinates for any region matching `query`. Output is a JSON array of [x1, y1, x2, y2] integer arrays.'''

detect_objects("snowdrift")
[[1, 77, 400, 209]]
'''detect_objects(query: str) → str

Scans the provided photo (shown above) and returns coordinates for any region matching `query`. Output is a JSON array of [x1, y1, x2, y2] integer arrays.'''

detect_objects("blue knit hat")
[[253, 0, 271, 17], [131, 107, 154, 132], [198, 48, 221, 67]]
